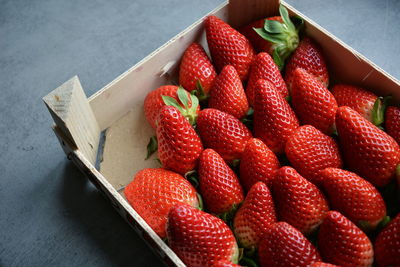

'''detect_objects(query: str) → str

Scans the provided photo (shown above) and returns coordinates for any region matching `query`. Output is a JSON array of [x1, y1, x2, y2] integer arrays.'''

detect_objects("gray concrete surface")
[[1, 0, 399, 266]]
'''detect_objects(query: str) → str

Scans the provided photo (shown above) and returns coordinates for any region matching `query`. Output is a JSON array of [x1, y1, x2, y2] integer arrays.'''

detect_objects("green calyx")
[[145, 135, 158, 160], [162, 86, 199, 125], [254, 5, 303, 70], [372, 95, 392, 127]]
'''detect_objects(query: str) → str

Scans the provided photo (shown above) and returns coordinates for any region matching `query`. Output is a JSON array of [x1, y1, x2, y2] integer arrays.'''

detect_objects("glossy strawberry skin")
[[336, 106, 400, 187], [239, 138, 280, 191], [199, 149, 244, 214], [285, 125, 342, 185], [205, 15, 255, 81], [291, 68, 337, 134], [246, 52, 288, 106], [233, 182, 277, 249], [213, 260, 241, 267], [259, 222, 321, 267], [167, 204, 239, 267], [332, 84, 377, 122], [197, 108, 253, 161], [318, 211, 373, 267], [125, 168, 198, 238], [209, 65, 249, 119], [179, 42, 217, 94], [144, 85, 199, 129], [310, 263, 340, 267], [157, 106, 203, 175], [272, 167, 329, 235], [385, 106, 400, 144], [285, 37, 329, 91], [374, 213, 400, 267], [253, 79, 299, 154], [321, 168, 386, 229]]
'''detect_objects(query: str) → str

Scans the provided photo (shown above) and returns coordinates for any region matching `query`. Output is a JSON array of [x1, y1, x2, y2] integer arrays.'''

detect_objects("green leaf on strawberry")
[[162, 86, 199, 125], [145, 135, 158, 159]]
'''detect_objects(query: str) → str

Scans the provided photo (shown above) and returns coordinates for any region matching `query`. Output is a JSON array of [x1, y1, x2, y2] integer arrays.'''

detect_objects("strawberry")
[[167, 203, 239, 267], [285, 125, 342, 185], [374, 213, 400, 267], [205, 15, 255, 81], [321, 168, 386, 230], [179, 42, 217, 95], [124, 168, 198, 238], [233, 182, 277, 250], [272, 166, 329, 235], [385, 106, 400, 144], [285, 37, 329, 91], [336, 106, 400, 187], [208, 65, 249, 119], [144, 85, 199, 129], [199, 149, 244, 215], [258, 222, 321, 267], [157, 106, 203, 174], [310, 263, 340, 267], [253, 79, 299, 154], [239, 16, 283, 53], [213, 260, 241, 267], [239, 138, 280, 191], [291, 68, 337, 134], [246, 52, 288, 106], [318, 211, 373, 267], [197, 109, 253, 161]]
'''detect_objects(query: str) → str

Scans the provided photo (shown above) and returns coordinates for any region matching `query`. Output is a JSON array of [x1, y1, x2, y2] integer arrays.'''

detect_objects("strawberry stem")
[[162, 86, 199, 125]]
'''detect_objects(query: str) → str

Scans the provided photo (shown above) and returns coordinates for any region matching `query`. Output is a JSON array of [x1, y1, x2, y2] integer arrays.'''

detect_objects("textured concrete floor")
[[1, 0, 399, 266]]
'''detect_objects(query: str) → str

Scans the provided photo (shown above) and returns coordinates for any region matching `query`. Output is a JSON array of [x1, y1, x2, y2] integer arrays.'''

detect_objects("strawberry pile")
[[125, 5, 400, 267]]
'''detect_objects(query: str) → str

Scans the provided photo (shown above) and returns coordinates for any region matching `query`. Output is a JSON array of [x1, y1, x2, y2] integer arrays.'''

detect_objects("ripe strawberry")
[[213, 260, 241, 267], [374, 213, 400, 267], [318, 211, 373, 267], [336, 106, 400, 187], [285, 125, 342, 185], [321, 168, 386, 230], [197, 109, 252, 161], [205, 15, 255, 81], [253, 79, 299, 154], [285, 37, 329, 91], [246, 52, 288, 106], [144, 85, 199, 129], [209, 65, 249, 119], [258, 222, 321, 267], [233, 182, 277, 250], [272, 166, 329, 235], [157, 106, 203, 174], [291, 68, 337, 134], [310, 263, 340, 267], [386, 106, 400, 144], [167, 204, 239, 267], [125, 168, 198, 238], [239, 138, 280, 191], [199, 149, 244, 215]]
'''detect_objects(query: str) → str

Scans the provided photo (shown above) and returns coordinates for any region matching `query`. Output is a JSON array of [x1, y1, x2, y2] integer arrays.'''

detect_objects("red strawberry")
[[285, 37, 329, 91], [179, 42, 217, 94], [336, 106, 400, 187], [213, 260, 241, 267], [321, 168, 386, 230], [259, 222, 321, 267], [332, 84, 378, 122], [205, 15, 255, 81], [197, 108, 253, 161], [291, 68, 337, 134], [157, 106, 203, 174], [199, 149, 244, 215], [239, 16, 283, 53], [167, 204, 239, 267], [144, 85, 199, 129], [246, 52, 288, 106], [239, 138, 280, 191], [310, 263, 341, 267], [318, 211, 373, 267], [272, 166, 329, 235], [233, 182, 277, 250], [374, 213, 400, 267], [209, 65, 249, 119], [386, 106, 400, 144], [125, 168, 198, 238], [253, 79, 299, 154], [285, 125, 342, 185]]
